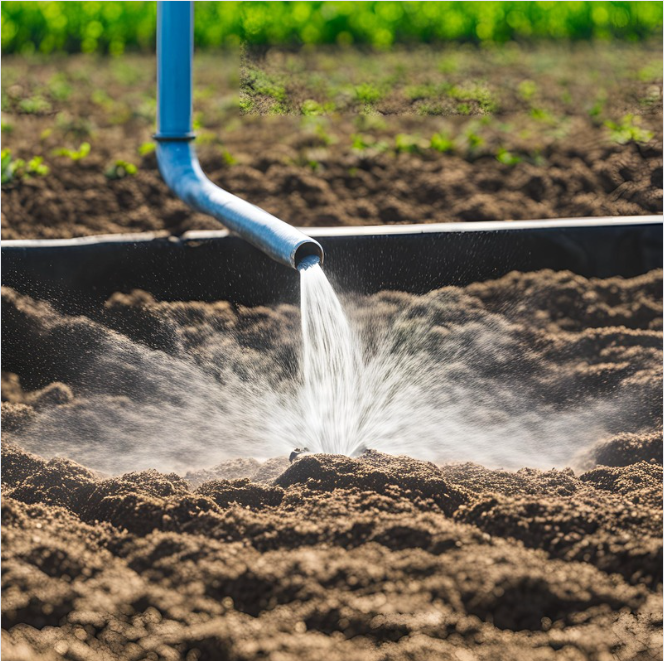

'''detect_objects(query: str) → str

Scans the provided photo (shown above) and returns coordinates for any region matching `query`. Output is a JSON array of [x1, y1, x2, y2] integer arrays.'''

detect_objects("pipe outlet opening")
[[294, 240, 324, 270]]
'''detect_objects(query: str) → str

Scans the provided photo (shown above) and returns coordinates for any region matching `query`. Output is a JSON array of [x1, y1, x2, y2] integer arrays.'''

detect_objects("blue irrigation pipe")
[[154, 1, 323, 269]]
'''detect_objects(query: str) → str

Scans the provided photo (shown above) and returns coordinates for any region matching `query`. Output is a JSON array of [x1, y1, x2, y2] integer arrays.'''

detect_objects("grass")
[[2, 2, 662, 54]]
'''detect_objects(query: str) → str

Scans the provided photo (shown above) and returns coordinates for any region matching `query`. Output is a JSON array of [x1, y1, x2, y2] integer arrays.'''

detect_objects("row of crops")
[[2, 1, 662, 54]]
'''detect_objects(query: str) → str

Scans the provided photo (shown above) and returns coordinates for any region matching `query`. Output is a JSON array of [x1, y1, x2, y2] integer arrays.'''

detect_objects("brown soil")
[[2, 45, 662, 241], [2, 269, 662, 660]]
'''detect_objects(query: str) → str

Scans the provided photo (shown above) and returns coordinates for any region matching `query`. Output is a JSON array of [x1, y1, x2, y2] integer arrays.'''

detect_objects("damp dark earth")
[[2, 267, 663, 660]]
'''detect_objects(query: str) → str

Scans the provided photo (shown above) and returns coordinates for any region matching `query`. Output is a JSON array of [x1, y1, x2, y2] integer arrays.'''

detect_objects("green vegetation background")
[[2, 1, 662, 54]]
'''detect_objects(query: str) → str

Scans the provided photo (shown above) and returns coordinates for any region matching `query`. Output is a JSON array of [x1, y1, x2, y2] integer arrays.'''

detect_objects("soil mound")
[[2, 268, 662, 659], [586, 430, 664, 467], [2, 439, 662, 660], [277, 451, 469, 516]]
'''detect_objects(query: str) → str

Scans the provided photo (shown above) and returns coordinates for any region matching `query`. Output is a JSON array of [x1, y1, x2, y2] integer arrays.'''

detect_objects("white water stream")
[[14, 258, 635, 474]]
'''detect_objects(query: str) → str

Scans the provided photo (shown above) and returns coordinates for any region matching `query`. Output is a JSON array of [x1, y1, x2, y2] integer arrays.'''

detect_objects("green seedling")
[[351, 133, 389, 153], [47, 73, 72, 101], [301, 99, 323, 116], [192, 111, 204, 131], [446, 84, 497, 113], [464, 128, 484, 150], [91, 89, 115, 111], [271, 102, 289, 115], [517, 80, 538, 102], [243, 69, 287, 101], [301, 99, 336, 116], [605, 114, 654, 144], [496, 147, 522, 166], [53, 142, 91, 161], [530, 107, 555, 123], [430, 132, 455, 153], [588, 93, 607, 120], [105, 159, 137, 179], [220, 149, 237, 166], [2, 149, 17, 183], [394, 133, 426, 154], [24, 156, 49, 177], [1, 119, 13, 134], [353, 83, 383, 104], [2, 149, 49, 184], [637, 60, 663, 83], [238, 97, 255, 113], [138, 142, 156, 156], [315, 123, 335, 146], [19, 96, 52, 114]]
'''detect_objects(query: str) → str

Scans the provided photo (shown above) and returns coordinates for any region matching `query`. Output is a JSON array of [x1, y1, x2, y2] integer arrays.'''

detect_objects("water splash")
[[11, 263, 644, 474]]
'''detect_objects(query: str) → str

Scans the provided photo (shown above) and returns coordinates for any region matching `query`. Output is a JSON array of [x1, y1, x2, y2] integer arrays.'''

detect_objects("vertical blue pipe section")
[[156, 1, 195, 140], [154, 0, 323, 268]]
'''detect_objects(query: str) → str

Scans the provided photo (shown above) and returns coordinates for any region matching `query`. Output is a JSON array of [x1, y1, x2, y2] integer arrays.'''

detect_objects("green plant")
[[18, 96, 52, 114], [138, 142, 156, 156], [517, 80, 538, 102], [353, 83, 383, 104], [105, 159, 137, 179], [91, 89, 115, 111], [605, 114, 654, 144], [1, 119, 13, 134], [530, 107, 555, 123], [430, 132, 455, 153], [243, 68, 286, 101], [53, 142, 91, 161], [464, 128, 484, 150], [301, 99, 323, 116], [1, 149, 16, 183], [220, 149, 237, 166], [638, 60, 663, 82], [496, 147, 522, 166], [27, 156, 49, 176], [238, 98, 255, 113], [2, 149, 49, 184], [588, 93, 607, 121], [3, 1, 660, 54], [351, 133, 388, 153], [394, 133, 425, 154], [47, 73, 72, 101]]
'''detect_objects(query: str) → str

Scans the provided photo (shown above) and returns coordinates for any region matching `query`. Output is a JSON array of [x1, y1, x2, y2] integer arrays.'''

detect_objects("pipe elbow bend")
[[156, 141, 323, 269]]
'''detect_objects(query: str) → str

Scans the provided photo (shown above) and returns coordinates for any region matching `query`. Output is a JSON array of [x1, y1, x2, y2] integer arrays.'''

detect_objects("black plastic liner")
[[2, 217, 662, 313]]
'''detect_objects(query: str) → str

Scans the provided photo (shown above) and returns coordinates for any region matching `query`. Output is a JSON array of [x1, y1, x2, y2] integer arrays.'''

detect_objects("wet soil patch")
[[2, 268, 662, 660]]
